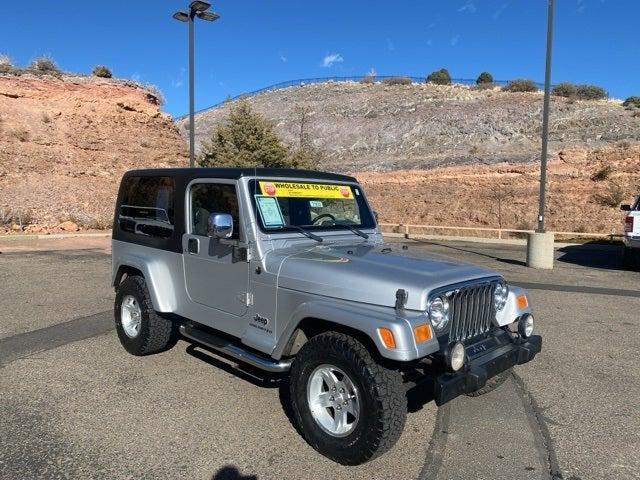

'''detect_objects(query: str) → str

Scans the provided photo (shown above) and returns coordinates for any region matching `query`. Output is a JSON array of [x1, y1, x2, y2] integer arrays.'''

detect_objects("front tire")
[[289, 332, 406, 465], [114, 276, 177, 356]]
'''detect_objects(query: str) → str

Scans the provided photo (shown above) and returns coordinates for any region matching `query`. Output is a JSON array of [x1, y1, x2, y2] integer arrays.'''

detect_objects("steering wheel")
[[312, 213, 336, 225]]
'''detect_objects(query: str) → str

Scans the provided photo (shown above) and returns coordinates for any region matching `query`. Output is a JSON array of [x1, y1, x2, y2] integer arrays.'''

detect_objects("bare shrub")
[[29, 56, 60, 74], [10, 128, 29, 142], [92, 65, 112, 78], [486, 184, 514, 230], [552, 82, 577, 98], [502, 79, 538, 93], [67, 211, 112, 230], [623, 96, 640, 109], [575, 84, 607, 100], [360, 74, 375, 84], [593, 181, 625, 207], [590, 165, 612, 181], [382, 76, 412, 86], [0, 53, 14, 74], [0, 208, 34, 226]]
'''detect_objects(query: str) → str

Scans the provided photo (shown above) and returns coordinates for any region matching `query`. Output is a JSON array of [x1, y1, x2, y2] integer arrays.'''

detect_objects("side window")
[[118, 176, 175, 238], [190, 183, 240, 239]]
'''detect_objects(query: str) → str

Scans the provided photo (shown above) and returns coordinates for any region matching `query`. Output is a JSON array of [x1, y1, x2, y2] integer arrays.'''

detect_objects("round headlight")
[[448, 342, 466, 372], [429, 296, 450, 331], [494, 282, 508, 312], [518, 314, 535, 338]]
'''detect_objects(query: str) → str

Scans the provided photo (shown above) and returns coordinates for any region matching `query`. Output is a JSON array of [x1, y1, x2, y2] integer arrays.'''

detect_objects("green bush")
[[92, 65, 112, 78], [29, 56, 60, 74], [382, 76, 412, 86], [552, 82, 577, 98], [501, 79, 538, 93], [622, 96, 640, 109], [553, 82, 607, 100], [476, 72, 493, 84], [575, 84, 607, 100], [426, 68, 451, 85]]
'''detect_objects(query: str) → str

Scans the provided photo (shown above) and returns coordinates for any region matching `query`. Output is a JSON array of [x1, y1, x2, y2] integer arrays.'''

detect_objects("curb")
[[0, 232, 112, 242]]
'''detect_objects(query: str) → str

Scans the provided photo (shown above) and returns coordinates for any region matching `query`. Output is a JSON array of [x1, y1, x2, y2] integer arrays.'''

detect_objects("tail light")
[[625, 216, 634, 233]]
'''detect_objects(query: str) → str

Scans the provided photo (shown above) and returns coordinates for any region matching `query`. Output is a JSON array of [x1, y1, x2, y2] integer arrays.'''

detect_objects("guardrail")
[[378, 223, 622, 242], [175, 75, 546, 120]]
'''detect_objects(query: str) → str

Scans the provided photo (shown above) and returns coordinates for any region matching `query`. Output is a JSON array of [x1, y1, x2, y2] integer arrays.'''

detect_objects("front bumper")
[[434, 332, 542, 405]]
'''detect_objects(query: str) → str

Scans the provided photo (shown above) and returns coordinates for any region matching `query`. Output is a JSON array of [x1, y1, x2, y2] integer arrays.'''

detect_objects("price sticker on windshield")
[[259, 181, 353, 199]]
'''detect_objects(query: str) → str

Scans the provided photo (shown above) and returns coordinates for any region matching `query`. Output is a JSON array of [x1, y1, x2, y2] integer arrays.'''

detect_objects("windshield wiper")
[[283, 225, 323, 242], [339, 223, 369, 240]]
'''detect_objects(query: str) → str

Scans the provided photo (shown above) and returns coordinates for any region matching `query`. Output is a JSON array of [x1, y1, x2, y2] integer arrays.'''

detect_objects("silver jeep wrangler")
[[112, 167, 542, 465]]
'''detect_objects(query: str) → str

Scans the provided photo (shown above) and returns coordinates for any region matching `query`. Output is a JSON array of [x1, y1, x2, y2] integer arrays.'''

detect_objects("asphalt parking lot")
[[0, 236, 638, 480]]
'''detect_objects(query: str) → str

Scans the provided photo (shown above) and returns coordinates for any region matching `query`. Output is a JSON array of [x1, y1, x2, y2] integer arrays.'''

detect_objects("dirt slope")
[[0, 74, 187, 232], [182, 81, 640, 172], [357, 145, 640, 235]]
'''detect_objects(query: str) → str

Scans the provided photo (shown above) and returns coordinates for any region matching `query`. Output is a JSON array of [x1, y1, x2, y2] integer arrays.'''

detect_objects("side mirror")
[[620, 204, 631, 211], [372, 210, 379, 223], [207, 213, 233, 238]]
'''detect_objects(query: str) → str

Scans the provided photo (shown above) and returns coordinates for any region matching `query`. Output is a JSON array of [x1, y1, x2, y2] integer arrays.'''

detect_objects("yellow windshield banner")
[[259, 181, 354, 199]]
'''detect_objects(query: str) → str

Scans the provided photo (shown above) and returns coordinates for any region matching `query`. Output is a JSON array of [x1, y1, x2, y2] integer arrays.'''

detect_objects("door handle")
[[187, 238, 199, 254]]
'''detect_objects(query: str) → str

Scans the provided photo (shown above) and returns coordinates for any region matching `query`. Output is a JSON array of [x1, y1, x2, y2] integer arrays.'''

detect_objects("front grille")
[[447, 280, 497, 342]]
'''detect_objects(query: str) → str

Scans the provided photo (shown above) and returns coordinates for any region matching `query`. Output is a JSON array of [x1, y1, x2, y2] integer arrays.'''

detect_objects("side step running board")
[[179, 324, 292, 373]]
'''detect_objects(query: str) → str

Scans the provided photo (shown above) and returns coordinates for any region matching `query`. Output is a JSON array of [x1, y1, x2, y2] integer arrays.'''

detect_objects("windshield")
[[250, 179, 376, 233]]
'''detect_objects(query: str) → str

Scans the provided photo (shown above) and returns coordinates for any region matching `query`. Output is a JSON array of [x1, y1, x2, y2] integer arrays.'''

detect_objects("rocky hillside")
[[0, 74, 187, 232], [180, 81, 640, 172], [359, 145, 640, 235]]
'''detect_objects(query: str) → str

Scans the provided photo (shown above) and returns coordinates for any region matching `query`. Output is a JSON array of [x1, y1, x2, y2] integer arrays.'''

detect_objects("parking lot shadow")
[[556, 242, 625, 270], [185, 344, 281, 389], [211, 465, 258, 480]]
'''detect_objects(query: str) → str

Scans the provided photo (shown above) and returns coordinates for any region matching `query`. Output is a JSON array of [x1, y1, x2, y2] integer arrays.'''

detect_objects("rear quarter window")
[[118, 176, 175, 238]]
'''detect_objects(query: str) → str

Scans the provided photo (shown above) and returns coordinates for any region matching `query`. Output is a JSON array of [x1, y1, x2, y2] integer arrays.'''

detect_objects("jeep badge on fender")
[[111, 167, 542, 465]]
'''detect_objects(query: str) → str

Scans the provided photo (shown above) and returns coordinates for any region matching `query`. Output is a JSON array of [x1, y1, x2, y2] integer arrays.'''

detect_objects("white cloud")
[[321, 53, 344, 68], [458, 1, 477, 13], [279, 52, 287, 63], [172, 79, 183, 88], [387, 38, 395, 52], [450, 35, 460, 46], [493, 3, 508, 19]]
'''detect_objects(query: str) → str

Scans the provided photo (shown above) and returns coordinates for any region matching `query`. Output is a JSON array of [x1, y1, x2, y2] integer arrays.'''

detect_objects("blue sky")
[[1, 1, 638, 117]]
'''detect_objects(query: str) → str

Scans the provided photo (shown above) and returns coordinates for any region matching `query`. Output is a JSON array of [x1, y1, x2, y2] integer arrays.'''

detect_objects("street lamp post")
[[527, 0, 555, 269], [173, 1, 220, 168], [537, 0, 554, 232]]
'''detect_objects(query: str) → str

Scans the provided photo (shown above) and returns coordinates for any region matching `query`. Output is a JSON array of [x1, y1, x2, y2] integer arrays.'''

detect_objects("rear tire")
[[466, 368, 511, 397], [289, 331, 406, 465], [114, 276, 177, 356]]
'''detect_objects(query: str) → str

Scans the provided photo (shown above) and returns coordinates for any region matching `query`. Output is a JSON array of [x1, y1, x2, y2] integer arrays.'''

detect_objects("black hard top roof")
[[124, 167, 358, 183]]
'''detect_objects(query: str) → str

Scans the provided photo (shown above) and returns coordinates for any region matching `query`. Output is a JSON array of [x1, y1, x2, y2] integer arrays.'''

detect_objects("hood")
[[274, 242, 498, 310]]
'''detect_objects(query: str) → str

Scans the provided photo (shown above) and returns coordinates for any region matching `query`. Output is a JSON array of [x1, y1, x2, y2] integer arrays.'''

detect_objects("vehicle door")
[[182, 180, 249, 317]]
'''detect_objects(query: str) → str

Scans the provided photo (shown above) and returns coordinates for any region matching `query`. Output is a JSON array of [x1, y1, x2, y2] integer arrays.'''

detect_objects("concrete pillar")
[[526, 232, 555, 269]]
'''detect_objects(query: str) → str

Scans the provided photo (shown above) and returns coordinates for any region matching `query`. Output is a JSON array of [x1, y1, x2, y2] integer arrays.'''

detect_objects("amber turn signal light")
[[516, 294, 529, 309], [378, 327, 396, 349], [413, 324, 433, 343]]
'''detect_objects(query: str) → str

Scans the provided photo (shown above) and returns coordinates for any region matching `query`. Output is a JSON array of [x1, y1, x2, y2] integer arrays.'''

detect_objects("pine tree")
[[199, 100, 309, 168]]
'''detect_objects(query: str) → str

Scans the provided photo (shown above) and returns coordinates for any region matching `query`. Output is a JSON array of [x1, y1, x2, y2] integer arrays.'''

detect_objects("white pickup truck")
[[621, 195, 640, 269]]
